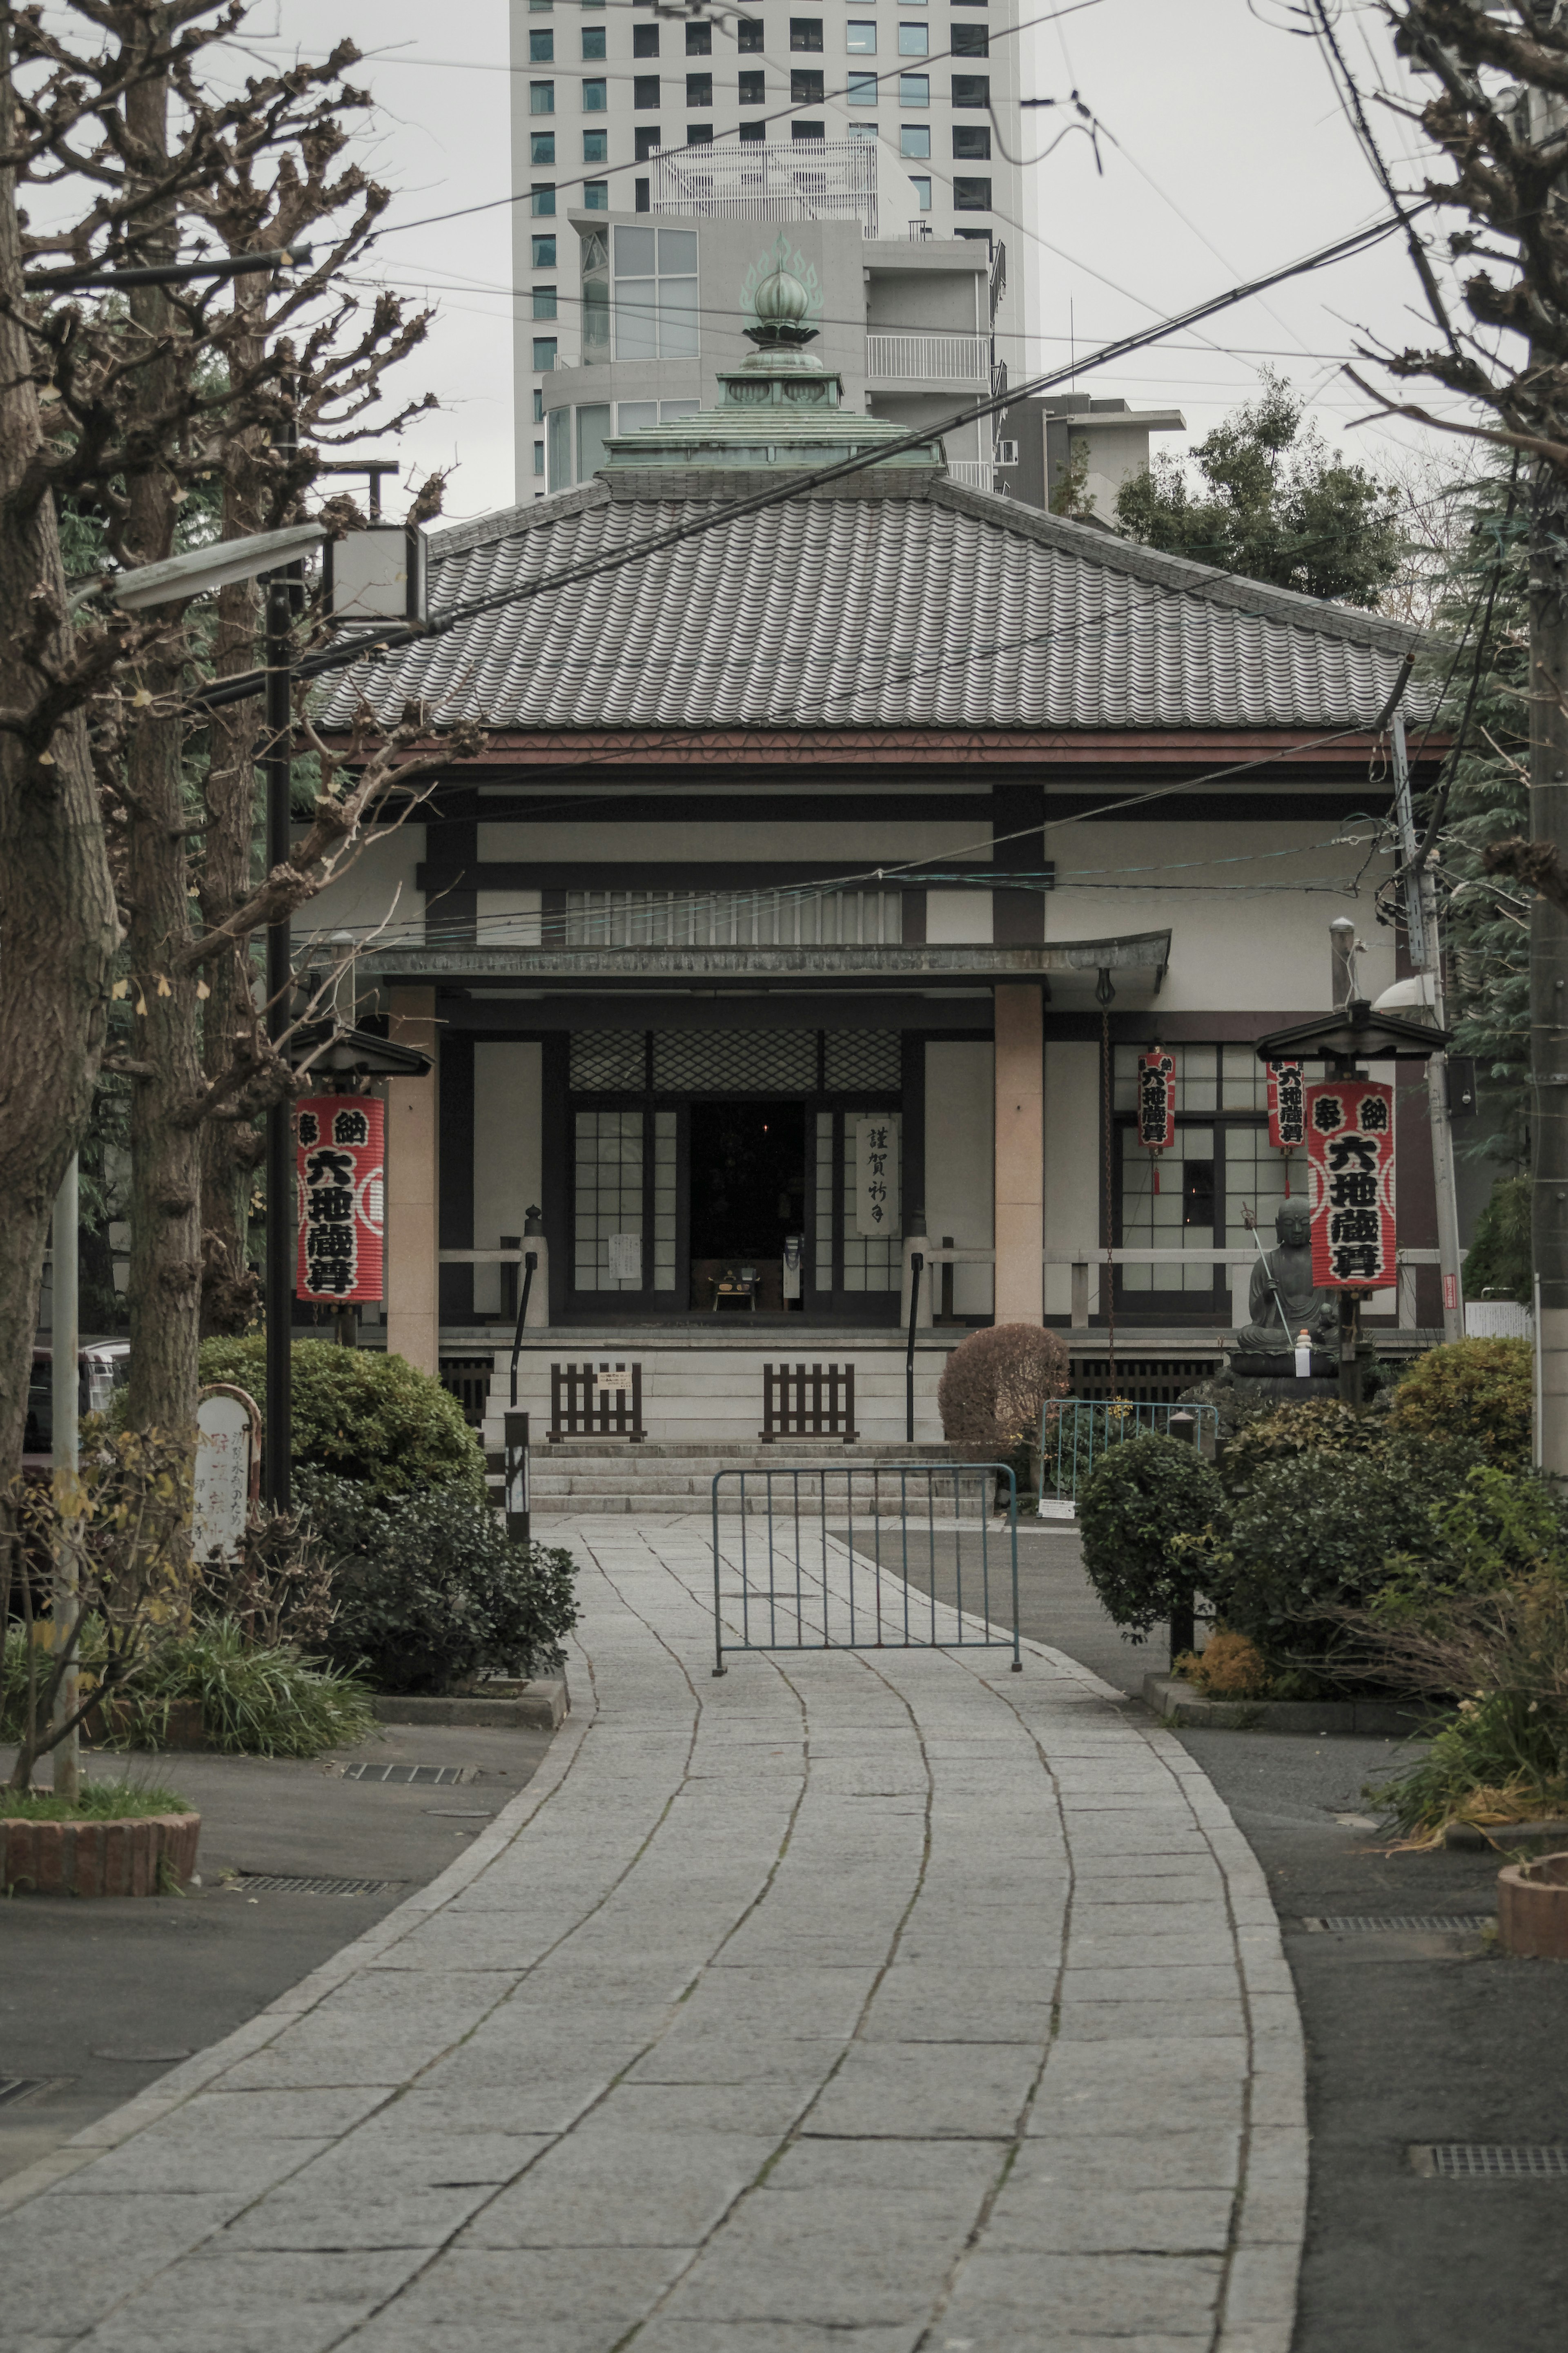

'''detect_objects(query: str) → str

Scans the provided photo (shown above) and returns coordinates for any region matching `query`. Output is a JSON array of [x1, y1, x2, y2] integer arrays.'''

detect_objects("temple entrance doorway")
[[688, 1100, 806, 1311]]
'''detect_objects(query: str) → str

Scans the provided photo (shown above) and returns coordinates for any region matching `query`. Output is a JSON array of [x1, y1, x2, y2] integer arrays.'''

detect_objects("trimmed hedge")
[[1078, 1433, 1223, 1638], [198, 1337, 487, 1504]]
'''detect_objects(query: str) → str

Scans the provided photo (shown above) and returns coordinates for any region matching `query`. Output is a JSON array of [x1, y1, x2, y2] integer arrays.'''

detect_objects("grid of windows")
[[652, 1111, 677, 1289], [815, 1112, 834, 1290], [574, 1110, 644, 1291], [1112, 1046, 1294, 1302]]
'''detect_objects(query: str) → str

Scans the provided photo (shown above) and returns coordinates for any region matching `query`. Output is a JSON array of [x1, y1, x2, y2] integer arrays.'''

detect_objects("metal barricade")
[[1041, 1398, 1220, 1505], [711, 1463, 1020, 1675]]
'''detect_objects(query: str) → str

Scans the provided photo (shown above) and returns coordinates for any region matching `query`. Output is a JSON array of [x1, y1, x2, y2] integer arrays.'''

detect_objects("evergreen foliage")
[[194, 1338, 488, 1503], [1077, 1433, 1223, 1638], [1461, 1173, 1532, 1306], [1113, 373, 1402, 608]]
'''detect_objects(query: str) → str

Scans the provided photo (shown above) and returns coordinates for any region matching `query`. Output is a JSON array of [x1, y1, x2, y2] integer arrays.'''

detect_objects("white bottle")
[[1294, 1327, 1312, 1381]]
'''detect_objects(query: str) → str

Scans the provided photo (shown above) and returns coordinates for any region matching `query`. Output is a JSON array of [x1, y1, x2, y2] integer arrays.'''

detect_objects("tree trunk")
[[0, 29, 118, 1483], [122, 52, 202, 1445]]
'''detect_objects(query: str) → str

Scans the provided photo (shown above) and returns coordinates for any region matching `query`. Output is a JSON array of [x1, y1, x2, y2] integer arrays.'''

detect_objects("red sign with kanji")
[[1267, 1060, 1306, 1151], [1306, 1080, 1395, 1290], [1136, 1051, 1176, 1151], [294, 1095, 385, 1303]]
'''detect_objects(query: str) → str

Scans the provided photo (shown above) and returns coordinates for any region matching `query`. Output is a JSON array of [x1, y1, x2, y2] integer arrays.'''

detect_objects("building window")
[[739, 16, 764, 50], [953, 123, 990, 157], [530, 0, 552, 11], [532, 387, 544, 422], [581, 22, 606, 57], [952, 22, 989, 52], [789, 16, 823, 47], [635, 176, 650, 210], [634, 123, 662, 158], [634, 74, 660, 107], [848, 119, 879, 137], [900, 123, 929, 156], [584, 178, 609, 206], [619, 399, 657, 431], [533, 336, 558, 370], [846, 19, 877, 48], [739, 68, 765, 103], [739, 118, 765, 139], [530, 28, 554, 60], [847, 69, 878, 102], [793, 118, 825, 138], [582, 78, 606, 109], [533, 439, 545, 476], [953, 175, 991, 209], [898, 22, 929, 52], [531, 183, 557, 214], [951, 72, 989, 105], [532, 233, 557, 267], [531, 131, 556, 163], [899, 73, 929, 104], [602, 221, 699, 359], [547, 404, 571, 489], [908, 174, 931, 209], [530, 80, 555, 113], [577, 401, 612, 482], [533, 285, 558, 318], [686, 70, 713, 105], [687, 121, 714, 143], [791, 67, 824, 102], [584, 128, 608, 159], [633, 22, 659, 55], [686, 20, 712, 51]]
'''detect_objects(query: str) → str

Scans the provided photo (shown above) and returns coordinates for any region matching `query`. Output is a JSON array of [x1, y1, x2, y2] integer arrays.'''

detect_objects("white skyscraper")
[[510, 0, 1029, 497]]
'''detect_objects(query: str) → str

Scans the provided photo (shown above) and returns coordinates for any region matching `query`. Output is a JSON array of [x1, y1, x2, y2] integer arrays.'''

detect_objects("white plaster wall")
[[1043, 821, 1396, 1013], [476, 821, 988, 864], [925, 1040, 994, 1317], [1043, 1039, 1101, 1318], [472, 1042, 543, 1315], [293, 825, 425, 953], [477, 888, 541, 944], [926, 890, 994, 944]]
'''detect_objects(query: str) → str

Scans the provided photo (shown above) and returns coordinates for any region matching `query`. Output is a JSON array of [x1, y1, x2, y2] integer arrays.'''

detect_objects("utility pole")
[[1392, 714, 1464, 1342]]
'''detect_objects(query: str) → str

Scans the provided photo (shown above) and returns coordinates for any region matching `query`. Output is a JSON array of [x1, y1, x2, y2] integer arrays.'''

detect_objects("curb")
[[1143, 1672, 1436, 1738], [370, 1675, 568, 1731]]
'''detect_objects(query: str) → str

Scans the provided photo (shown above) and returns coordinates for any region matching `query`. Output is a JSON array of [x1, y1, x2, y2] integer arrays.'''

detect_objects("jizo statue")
[[1238, 1199, 1338, 1354]]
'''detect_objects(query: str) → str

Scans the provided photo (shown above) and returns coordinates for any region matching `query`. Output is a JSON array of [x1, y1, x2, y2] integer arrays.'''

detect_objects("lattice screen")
[[823, 1031, 901, 1092], [650, 1029, 818, 1092], [569, 1033, 647, 1091]]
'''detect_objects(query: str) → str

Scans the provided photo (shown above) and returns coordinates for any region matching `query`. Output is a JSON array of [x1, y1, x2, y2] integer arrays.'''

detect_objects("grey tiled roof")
[[316, 475, 1429, 735]]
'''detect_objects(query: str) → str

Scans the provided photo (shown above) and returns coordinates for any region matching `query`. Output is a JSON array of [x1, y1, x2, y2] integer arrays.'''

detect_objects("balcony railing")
[[947, 459, 1009, 493], [865, 330, 991, 383], [649, 141, 877, 233]]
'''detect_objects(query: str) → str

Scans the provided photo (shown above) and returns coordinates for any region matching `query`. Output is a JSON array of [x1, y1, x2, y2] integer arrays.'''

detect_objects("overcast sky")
[[224, 0, 1474, 524]]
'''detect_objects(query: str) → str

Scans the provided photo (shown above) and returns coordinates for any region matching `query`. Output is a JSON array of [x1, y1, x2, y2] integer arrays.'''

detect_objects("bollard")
[[1168, 1410, 1197, 1666]]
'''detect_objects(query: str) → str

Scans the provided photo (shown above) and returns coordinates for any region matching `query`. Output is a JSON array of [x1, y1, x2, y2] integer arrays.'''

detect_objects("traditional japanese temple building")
[[305, 270, 1445, 1443]]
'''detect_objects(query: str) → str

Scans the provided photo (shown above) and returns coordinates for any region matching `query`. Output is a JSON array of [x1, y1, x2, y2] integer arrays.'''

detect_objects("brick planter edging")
[[0, 1811, 200, 1898]]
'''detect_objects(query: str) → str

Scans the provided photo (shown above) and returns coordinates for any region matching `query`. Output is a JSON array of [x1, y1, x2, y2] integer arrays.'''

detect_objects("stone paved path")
[[0, 1517, 1306, 2353]]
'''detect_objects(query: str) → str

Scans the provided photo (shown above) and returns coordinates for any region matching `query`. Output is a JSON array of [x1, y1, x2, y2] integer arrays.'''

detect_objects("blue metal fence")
[[1041, 1399, 1220, 1505], [711, 1463, 1021, 1675]]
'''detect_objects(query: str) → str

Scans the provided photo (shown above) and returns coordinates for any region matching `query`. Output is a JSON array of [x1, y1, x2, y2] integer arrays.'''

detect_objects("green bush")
[[1374, 1464, 1568, 1624], [127, 1620, 378, 1757], [1215, 1397, 1383, 1498], [196, 1338, 487, 1504], [1461, 1173, 1531, 1306], [1385, 1336, 1532, 1466], [1078, 1433, 1223, 1637], [298, 1468, 580, 1695]]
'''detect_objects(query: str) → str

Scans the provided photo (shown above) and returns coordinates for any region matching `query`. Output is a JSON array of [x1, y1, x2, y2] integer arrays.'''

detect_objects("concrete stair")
[[484, 1436, 982, 1518]]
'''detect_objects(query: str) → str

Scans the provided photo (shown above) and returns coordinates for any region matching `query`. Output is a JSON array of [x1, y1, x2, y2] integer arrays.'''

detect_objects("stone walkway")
[[1, 1517, 1306, 2353]]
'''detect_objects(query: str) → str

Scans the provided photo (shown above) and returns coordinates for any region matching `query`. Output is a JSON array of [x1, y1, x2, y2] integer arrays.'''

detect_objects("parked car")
[[23, 1342, 129, 1472]]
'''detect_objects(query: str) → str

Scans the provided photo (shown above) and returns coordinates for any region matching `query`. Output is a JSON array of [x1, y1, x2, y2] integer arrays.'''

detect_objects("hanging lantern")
[[1136, 1049, 1176, 1193], [294, 1096, 385, 1304], [1306, 1079, 1396, 1290], [1267, 1058, 1306, 1197]]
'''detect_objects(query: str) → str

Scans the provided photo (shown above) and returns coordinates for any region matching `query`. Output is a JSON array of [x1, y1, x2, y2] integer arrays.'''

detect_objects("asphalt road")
[[884, 1523, 1568, 2353], [0, 1719, 553, 2186]]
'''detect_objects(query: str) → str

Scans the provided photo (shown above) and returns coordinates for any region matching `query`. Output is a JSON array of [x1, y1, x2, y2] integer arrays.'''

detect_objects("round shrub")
[[198, 1337, 487, 1504], [1386, 1337, 1532, 1466], [298, 1468, 579, 1695], [937, 1324, 1070, 1459], [1078, 1432, 1223, 1637], [1211, 1448, 1441, 1663]]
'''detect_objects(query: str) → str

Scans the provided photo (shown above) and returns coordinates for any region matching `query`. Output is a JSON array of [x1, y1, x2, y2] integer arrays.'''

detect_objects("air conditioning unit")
[[994, 440, 1019, 466]]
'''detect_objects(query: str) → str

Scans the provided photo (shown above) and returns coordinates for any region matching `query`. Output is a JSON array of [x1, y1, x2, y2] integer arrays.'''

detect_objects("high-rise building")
[[510, 0, 1029, 497]]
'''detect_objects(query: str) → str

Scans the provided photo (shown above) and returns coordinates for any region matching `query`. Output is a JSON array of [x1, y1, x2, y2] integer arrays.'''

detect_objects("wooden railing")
[[760, 1362, 858, 1442]]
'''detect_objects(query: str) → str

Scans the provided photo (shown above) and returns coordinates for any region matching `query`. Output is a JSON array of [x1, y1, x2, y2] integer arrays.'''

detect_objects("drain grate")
[[341, 1763, 476, 1786], [1301, 1915, 1492, 1935], [0, 2079, 69, 2110], [234, 1873, 404, 1896], [1411, 2144, 1568, 2178]]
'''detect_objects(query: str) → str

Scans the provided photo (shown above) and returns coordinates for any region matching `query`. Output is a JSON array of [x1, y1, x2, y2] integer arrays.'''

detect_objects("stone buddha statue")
[[1236, 1200, 1338, 1356]]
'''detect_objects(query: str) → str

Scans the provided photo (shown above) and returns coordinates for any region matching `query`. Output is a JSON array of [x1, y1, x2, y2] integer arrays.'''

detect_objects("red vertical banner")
[[1136, 1050, 1175, 1194], [294, 1095, 385, 1303], [1306, 1080, 1395, 1289]]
